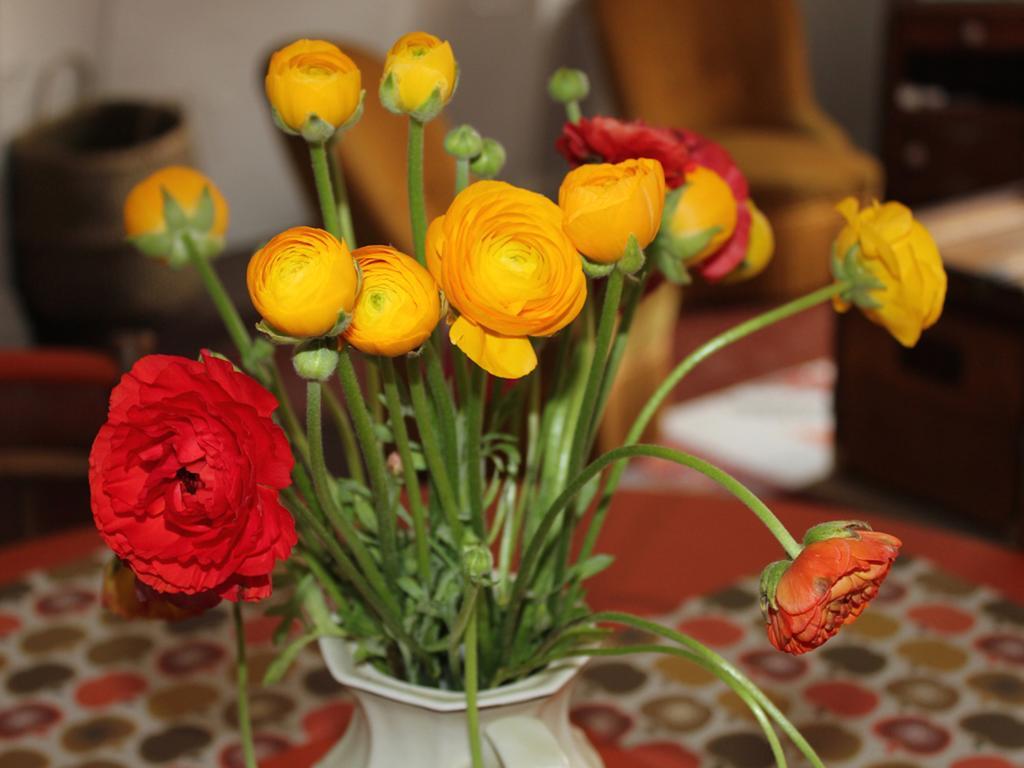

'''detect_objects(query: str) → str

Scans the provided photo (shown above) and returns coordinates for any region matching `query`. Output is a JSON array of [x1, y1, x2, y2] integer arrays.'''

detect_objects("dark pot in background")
[[10, 100, 201, 343]]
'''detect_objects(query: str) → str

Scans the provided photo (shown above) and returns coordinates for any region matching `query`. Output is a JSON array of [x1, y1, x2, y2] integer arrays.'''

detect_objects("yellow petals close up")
[[123, 165, 228, 238], [558, 158, 666, 264], [381, 31, 457, 117], [832, 197, 946, 347], [265, 39, 362, 133], [427, 181, 587, 379], [723, 201, 775, 284], [247, 226, 359, 339], [344, 245, 442, 357], [663, 165, 737, 264]]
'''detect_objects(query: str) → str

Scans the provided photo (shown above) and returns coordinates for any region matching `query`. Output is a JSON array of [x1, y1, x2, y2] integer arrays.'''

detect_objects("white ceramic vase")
[[316, 637, 604, 768]]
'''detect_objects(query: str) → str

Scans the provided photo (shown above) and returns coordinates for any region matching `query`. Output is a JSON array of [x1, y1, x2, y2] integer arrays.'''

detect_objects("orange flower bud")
[[760, 523, 901, 655], [344, 245, 442, 356], [246, 226, 359, 339], [265, 39, 363, 139], [558, 158, 666, 264]]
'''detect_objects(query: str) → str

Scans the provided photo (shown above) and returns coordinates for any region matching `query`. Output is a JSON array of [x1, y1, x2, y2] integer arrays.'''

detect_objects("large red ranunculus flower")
[[760, 524, 901, 655], [556, 116, 752, 281], [89, 352, 296, 602]]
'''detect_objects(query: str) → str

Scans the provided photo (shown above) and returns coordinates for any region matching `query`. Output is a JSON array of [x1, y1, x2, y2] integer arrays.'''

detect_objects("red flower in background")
[[89, 352, 296, 602], [556, 116, 753, 280], [760, 524, 901, 655], [557, 117, 692, 188]]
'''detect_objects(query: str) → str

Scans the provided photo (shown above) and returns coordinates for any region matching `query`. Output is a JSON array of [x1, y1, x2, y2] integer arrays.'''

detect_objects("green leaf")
[[128, 232, 174, 260], [191, 186, 215, 232], [650, 242, 691, 285], [568, 553, 615, 583], [161, 187, 189, 230]]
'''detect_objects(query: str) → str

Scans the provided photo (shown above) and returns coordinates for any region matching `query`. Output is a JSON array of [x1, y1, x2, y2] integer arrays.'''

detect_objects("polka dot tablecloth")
[[1, 547, 1022, 767]]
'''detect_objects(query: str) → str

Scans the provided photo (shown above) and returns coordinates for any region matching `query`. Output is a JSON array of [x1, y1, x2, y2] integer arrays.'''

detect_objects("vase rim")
[[319, 636, 588, 713]]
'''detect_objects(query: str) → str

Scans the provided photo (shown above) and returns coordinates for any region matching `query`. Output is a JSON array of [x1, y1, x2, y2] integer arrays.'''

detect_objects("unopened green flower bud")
[[469, 138, 506, 179], [292, 339, 340, 381], [547, 67, 590, 104], [462, 541, 493, 583], [445, 124, 483, 160]]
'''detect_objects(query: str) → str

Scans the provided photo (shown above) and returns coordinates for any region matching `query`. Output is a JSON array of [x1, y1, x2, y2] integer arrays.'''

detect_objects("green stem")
[[406, 356, 464, 542], [184, 236, 252, 365], [579, 282, 847, 565], [590, 271, 647, 445], [309, 142, 341, 239], [365, 358, 384, 422], [407, 118, 427, 265], [588, 612, 823, 768], [336, 350, 399, 576], [569, 268, 624, 473], [381, 357, 430, 583], [327, 140, 357, 247], [424, 344, 461, 497], [464, 592, 485, 768], [322, 384, 366, 485], [232, 602, 257, 768], [565, 101, 582, 124], [455, 157, 470, 195], [500, 443, 800, 661], [465, 364, 486, 537], [305, 381, 403, 617]]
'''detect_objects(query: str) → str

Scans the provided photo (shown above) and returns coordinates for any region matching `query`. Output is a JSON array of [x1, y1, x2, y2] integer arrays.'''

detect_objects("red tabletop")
[[3, 491, 1022, 767]]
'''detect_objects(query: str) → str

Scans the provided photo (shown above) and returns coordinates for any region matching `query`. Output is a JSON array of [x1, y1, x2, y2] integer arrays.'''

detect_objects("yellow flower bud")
[[246, 226, 359, 339], [344, 245, 442, 357], [265, 39, 363, 135], [380, 32, 457, 120], [558, 158, 666, 264], [832, 198, 946, 347], [723, 201, 774, 284], [123, 165, 228, 238], [427, 181, 587, 378], [662, 165, 737, 264]]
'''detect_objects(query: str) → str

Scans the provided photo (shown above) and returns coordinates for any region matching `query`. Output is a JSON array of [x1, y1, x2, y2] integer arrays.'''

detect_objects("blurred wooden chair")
[[592, 0, 883, 451], [0, 348, 119, 543], [592, 0, 882, 301]]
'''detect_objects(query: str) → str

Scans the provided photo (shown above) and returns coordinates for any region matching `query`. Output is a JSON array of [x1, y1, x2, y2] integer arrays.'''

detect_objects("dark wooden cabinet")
[[883, 1, 1024, 206]]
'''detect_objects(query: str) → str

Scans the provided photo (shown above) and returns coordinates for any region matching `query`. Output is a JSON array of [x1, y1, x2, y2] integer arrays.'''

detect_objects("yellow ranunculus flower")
[[247, 226, 359, 339], [723, 201, 775, 284], [427, 181, 587, 379], [832, 197, 946, 347], [380, 32, 457, 118], [265, 39, 362, 134], [123, 165, 228, 237], [558, 158, 666, 264], [663, 165, 737, 264], [344, 245, 442, 356]]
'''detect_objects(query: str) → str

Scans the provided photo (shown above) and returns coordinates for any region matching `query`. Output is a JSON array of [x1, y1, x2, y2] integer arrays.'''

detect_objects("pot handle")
[[486, 715, 569, 768]]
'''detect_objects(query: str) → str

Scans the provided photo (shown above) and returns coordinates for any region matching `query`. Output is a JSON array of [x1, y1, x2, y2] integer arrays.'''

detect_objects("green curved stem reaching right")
[[497, 442, 800, 668], [577, 281, 848, 566]]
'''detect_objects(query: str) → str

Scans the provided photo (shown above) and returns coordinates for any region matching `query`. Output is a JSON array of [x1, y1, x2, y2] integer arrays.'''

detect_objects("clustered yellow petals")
[[558, 158, 666, 264], [265, 39, 362, 133], [427, 181, 587, 379], [832, 197, 946, 347], [246, 226, 359, 339], [344, 245, 442, 357], [123, 165, 229, 237], [723, 201, 774, 284], [381, 31, 458, 115], [664, 165, 737, 264]]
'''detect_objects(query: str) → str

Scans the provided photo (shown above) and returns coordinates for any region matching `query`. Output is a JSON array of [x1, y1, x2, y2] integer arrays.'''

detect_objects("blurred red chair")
[[0, 348, 119, 543]]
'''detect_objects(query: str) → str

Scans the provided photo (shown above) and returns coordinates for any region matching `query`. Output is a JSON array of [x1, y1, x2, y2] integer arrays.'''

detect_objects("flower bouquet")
[[88, 32, 947, 768]]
